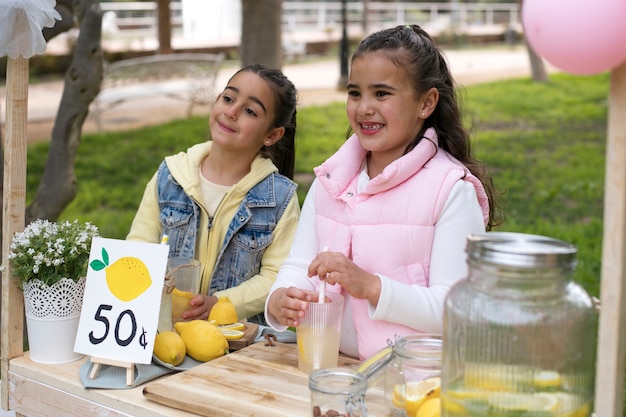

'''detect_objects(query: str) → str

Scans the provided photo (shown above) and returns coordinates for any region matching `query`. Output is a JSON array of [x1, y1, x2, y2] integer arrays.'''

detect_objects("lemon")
[[533, 370, 562, 388], [219, 322, 245, 332], [392, 377, 441, 416], [220, 329, 245, 340], [552, 392, 591, 417], [208, 296, 238, 325], [174, 320, 229, 362], [487, 392, 559, 412], [446, 389, 489, 401], [417, 398, 441, 417], [463, 363, 527, 391], [153, 331, 186, 366]]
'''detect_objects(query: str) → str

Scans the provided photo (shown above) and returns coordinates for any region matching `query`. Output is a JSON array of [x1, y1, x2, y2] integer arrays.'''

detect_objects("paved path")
[[2, 45, 556, 144]]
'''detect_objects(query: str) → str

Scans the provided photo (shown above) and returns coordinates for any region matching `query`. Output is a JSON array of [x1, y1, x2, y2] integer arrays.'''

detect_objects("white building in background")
[[181, 0, 241, 40]]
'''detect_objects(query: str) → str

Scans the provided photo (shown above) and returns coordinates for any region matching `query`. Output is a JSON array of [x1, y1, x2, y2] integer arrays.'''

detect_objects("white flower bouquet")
[[6, 219, 100, 287]]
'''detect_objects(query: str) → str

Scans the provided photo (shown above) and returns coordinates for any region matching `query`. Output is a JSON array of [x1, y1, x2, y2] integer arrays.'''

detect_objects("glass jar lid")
[[466, 232, 577, 269]]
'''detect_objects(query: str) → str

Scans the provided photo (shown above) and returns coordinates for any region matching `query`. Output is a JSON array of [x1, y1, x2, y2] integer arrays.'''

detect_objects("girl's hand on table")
[[268, 287, 315, 327], [308, 250, 381, 307], [182, 294, 218, 321]]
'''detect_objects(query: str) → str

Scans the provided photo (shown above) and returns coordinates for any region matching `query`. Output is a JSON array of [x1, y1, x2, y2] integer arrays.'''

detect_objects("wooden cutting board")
[[143, 341, 388, 417]]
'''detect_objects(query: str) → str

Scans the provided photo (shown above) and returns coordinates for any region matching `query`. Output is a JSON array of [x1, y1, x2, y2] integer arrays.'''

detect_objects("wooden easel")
[[89, 356, 136, 386]]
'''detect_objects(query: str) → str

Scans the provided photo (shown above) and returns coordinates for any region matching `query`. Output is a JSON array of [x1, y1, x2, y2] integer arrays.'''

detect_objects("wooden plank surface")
[[9, 353, 199, 417], [143, 341, 389, 417]]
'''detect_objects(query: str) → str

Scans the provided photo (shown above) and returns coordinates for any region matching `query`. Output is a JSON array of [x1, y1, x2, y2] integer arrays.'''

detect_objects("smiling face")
[[209, 70, 284, 156], [346, 51, 435, 172]]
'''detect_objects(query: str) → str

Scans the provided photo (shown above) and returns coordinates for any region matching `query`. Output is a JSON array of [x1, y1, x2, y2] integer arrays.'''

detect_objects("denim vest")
[[156, 161, 297, 324]]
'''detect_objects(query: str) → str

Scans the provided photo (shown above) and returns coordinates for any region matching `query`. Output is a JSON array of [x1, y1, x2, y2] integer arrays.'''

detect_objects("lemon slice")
[[552, 392, 591, 417], [392, 377, 441, 416], [417, 398, 441, 417], [172, 288, 194, 299], [533, 370, 562, 388], [219, 322, 245, 332], [487, 392, 559, 412], [220, 329, 245, 340], [446, 389, 489, 401]]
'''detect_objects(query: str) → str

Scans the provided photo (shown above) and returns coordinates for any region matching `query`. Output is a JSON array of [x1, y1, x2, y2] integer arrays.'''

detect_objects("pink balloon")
[[522, 0, 626, 75]]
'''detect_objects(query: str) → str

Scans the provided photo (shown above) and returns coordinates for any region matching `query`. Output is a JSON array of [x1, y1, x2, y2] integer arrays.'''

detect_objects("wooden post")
[[1, 56, 28, 411], [594, 60, 626, 416]]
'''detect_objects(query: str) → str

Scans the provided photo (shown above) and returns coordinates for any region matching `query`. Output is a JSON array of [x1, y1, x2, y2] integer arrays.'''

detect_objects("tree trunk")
[[525, 40, 548, 83], [362, 0, 369, 35], [240, 0, 283, 68], [26, 0, 104, 223], [519, 0, 548, 82], [157, 0, 173, 54]]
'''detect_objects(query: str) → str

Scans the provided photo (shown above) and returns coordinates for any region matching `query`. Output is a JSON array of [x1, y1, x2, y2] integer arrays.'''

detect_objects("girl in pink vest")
[[265, 25, 500, 360]]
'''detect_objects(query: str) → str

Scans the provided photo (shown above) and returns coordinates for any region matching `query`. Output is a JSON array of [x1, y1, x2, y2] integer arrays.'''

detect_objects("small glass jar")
[[309, 368, 368, 417], [358, 334, 442, 417], [384, 335, 442, 417], [442, 232, 597, 417]]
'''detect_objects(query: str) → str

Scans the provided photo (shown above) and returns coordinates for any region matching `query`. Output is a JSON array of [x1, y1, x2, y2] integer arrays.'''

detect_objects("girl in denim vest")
[[128, 65, 300, 325], [266, 25, 501, 359]]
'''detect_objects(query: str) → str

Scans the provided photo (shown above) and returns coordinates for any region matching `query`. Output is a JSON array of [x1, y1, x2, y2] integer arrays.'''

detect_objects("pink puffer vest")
[[313, 128, 489, 359]]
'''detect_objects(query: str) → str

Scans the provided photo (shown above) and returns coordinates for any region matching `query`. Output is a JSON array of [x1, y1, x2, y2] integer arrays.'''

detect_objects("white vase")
[[23, 277, 86, 364]]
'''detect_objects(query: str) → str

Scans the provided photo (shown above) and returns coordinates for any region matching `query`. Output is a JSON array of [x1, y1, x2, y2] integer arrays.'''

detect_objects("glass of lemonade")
[[167, 257, 201, 324], [297, 291, 344, 373]]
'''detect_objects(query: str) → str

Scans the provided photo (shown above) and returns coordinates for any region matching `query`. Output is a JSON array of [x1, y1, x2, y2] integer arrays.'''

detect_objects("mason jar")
[[358, 334, 442, 417], [309, 368, 368, 417], [384, 335, 442, 417], [441, 232, 597, 417]]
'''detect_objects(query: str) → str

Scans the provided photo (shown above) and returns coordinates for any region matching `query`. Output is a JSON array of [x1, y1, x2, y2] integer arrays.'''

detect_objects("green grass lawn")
[[26, 71, 608, 298]]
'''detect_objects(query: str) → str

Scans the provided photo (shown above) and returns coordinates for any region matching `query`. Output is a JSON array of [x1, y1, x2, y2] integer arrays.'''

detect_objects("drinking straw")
[[318, 246, 329, 303]]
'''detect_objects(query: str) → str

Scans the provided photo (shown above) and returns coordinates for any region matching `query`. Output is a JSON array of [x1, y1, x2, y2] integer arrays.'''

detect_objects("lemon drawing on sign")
[[90, 247, 152, 301]]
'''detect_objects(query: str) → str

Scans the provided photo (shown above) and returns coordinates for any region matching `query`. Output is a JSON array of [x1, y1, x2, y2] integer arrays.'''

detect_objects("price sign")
[[74, 237, 169, 365]]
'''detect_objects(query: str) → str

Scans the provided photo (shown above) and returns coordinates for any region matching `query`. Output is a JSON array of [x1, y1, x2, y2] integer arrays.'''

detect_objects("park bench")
[[91, 52, 225, 130]]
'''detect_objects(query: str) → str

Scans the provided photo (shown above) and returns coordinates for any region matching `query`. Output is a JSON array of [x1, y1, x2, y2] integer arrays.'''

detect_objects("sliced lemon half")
[[487, 392, 559, 412], [171, 288, 194, 299], [533, 370, 562, 388], [417, 398, 441, 417], [220, 329, 245, 340], [392, 377, 441, 416], [219, 322, 245, 332]]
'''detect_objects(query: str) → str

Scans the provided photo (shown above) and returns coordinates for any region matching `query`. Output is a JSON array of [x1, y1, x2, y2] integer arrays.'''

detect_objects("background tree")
[[25, 0, 104, 223], [519, 0, 548, 82], [240, 0, 283, 68], [157, 0, 173, 54]]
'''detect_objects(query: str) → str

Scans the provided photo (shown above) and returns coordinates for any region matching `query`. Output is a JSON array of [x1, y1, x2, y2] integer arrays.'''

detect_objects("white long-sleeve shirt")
[[265, 170, 485, 358]]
